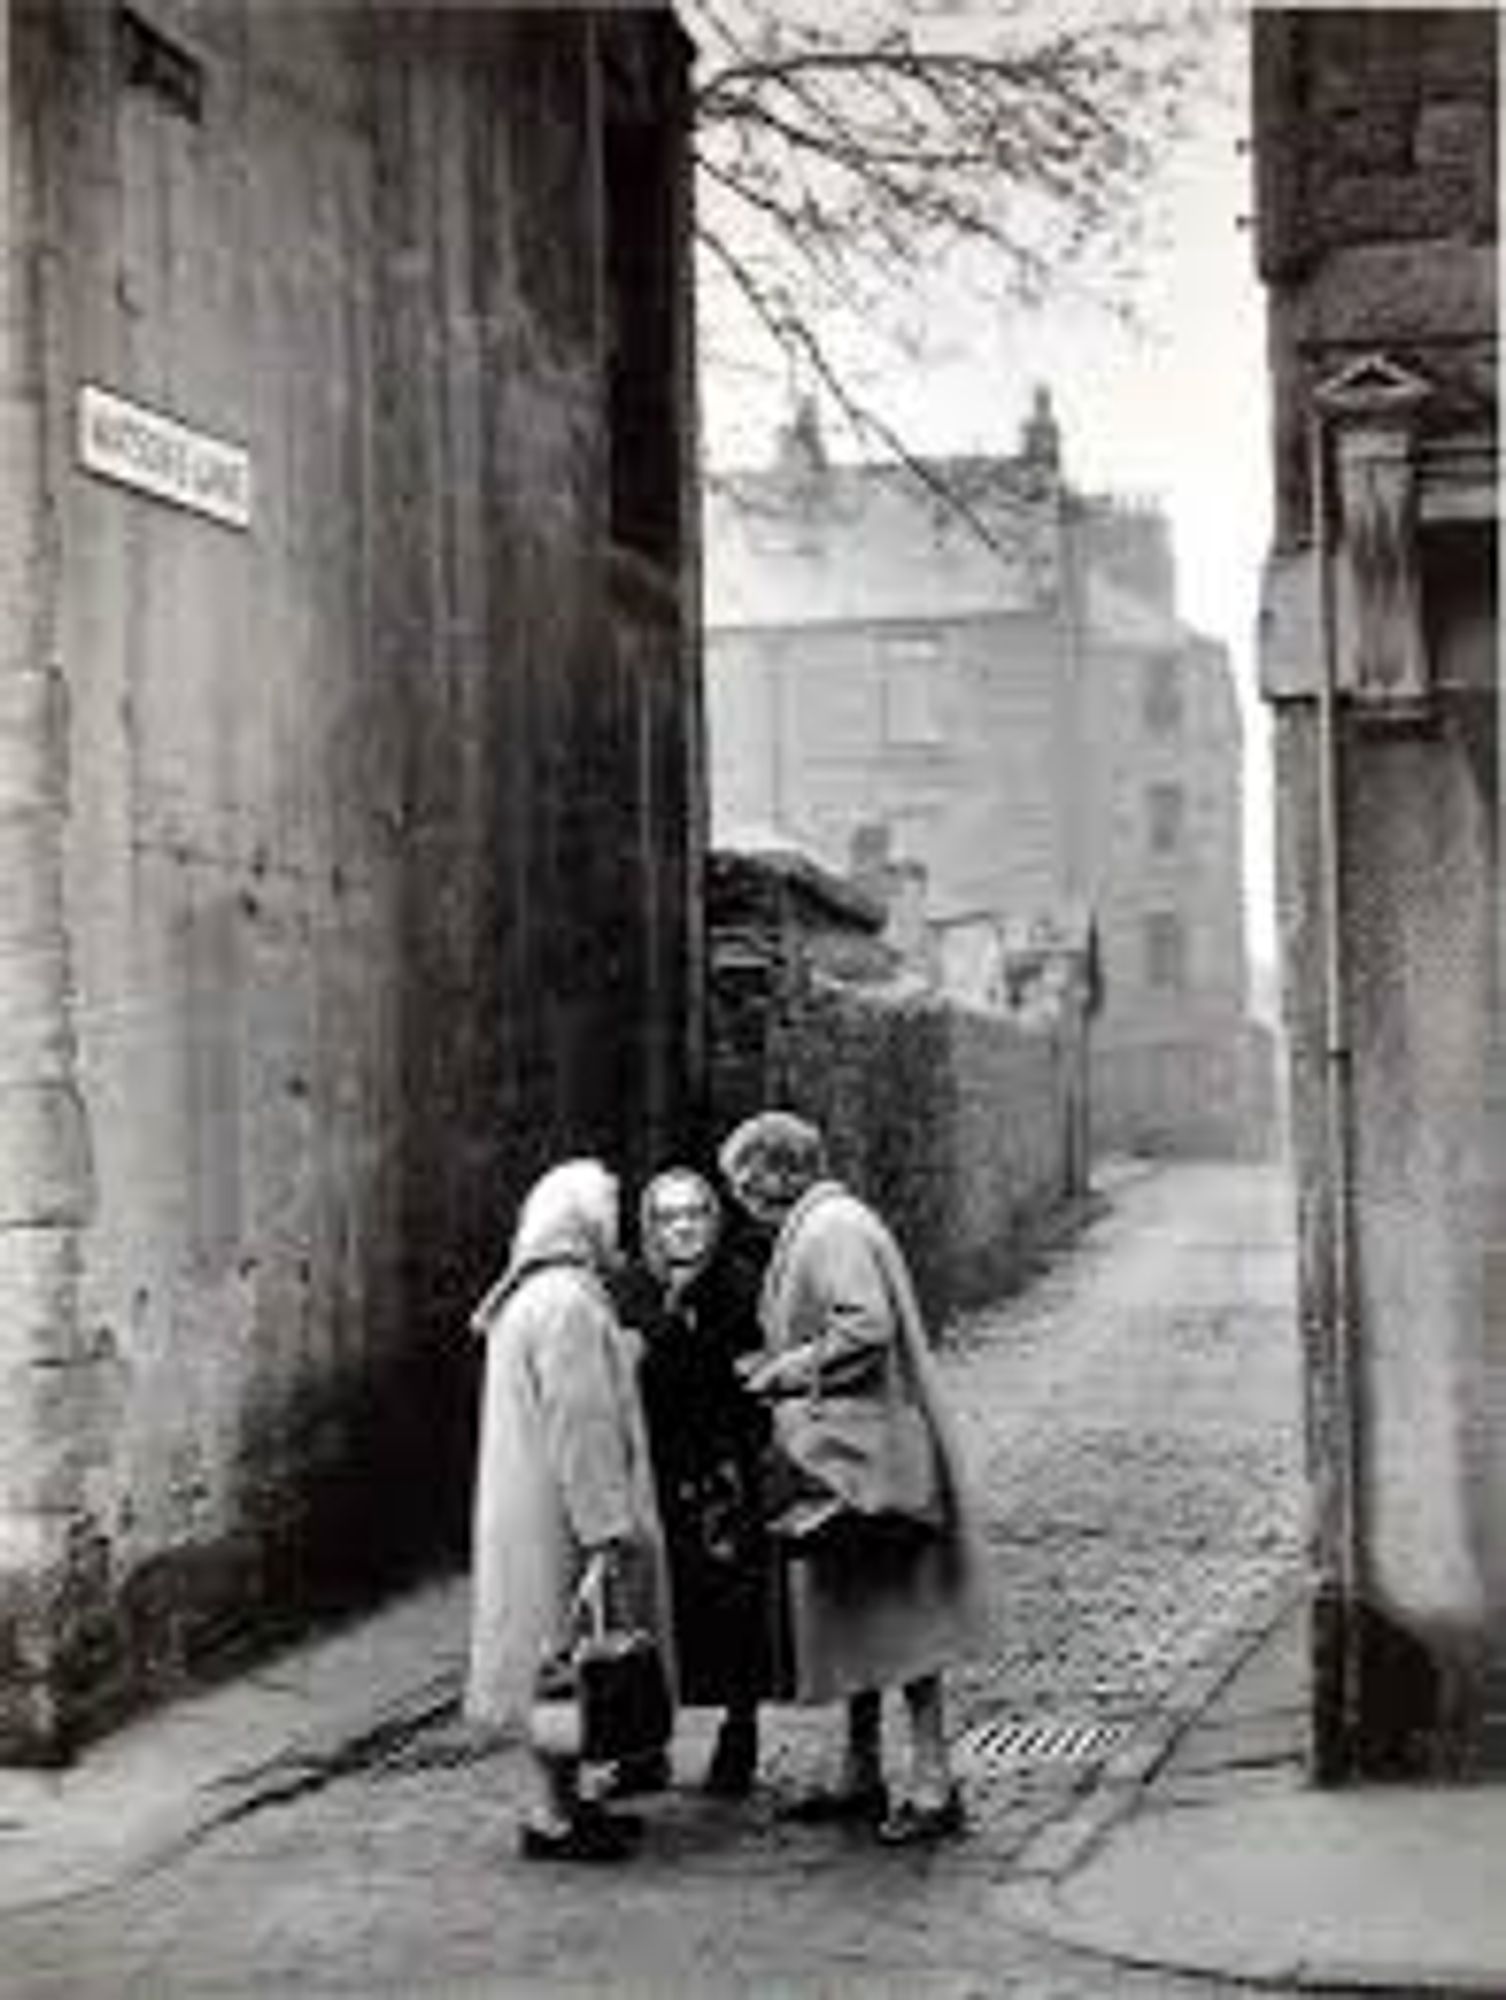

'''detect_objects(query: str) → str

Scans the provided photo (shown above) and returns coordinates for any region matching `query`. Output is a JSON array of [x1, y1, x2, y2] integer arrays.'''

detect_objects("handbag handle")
[[573, 1552, 611, 1645]]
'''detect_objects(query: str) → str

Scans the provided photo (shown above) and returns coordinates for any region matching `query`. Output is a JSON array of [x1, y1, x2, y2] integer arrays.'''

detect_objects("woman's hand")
[[736, 1352, 803, 1398], [734, 1352, 778, 1397]]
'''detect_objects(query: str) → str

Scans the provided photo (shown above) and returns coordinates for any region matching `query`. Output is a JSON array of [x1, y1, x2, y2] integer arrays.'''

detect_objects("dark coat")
[[621, 1243, 773, 1706]]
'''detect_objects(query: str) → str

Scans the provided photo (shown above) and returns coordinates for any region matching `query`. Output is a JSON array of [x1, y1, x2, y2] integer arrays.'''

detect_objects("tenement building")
[[1254, 9, 1501, 1774], [705, 394, 1273, 1157], [0, 2, 701, 1757]]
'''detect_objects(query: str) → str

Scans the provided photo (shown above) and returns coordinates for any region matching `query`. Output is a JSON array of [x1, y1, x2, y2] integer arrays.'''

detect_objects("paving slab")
[[997, 1603, 1506, 1994], [1001, 1783, 1506, 1993], [0, 1576, 467, 1914]]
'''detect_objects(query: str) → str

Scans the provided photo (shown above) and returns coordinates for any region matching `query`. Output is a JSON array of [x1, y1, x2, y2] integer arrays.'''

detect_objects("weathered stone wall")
[[1254, 9, 1501, 1773], [708, 863, 1088, 1325], [0, 2, 699, 1757]]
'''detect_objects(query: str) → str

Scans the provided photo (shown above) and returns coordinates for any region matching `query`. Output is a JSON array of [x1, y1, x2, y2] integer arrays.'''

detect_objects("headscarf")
[[718, 1110, 828, 1222], [639, 1167, 721, 1284], [469, 1158, 619, 1335]]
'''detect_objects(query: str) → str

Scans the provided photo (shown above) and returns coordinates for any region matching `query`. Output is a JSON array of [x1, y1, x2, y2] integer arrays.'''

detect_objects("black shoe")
[[603, 1748, 672, 1797], [519, 1809, 643, 1863], [703, 1718, 758, 1798], [876, 1784, 966, 1846]]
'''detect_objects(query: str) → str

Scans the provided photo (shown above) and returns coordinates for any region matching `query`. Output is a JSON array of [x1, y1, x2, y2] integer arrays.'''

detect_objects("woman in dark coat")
[[625, 1166, 770, 1795]]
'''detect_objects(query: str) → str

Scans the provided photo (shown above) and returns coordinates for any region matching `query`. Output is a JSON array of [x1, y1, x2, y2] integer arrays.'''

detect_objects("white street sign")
[[78, 384, 252, 530]]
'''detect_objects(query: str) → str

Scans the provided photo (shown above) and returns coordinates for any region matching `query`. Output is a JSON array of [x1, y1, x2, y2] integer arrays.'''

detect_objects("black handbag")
[[531, 1557, 673, 1764]]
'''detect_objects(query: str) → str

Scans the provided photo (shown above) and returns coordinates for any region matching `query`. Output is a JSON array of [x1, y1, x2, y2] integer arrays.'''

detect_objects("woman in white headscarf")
[[464, 1159, 672, 1862]]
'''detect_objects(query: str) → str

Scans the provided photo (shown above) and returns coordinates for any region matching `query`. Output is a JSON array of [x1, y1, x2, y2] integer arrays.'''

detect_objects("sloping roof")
[[710, 835, 886, 933], [705, 456, 1062, 629]]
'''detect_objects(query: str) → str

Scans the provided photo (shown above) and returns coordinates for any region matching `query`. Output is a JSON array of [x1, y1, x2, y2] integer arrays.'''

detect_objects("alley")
[[0, 1162, 1305, 1998]]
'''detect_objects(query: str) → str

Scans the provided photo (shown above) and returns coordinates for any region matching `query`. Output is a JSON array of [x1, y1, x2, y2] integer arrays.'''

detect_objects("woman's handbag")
[[765, 1343, 945, 1554], [529, 1555, 673, 1764]]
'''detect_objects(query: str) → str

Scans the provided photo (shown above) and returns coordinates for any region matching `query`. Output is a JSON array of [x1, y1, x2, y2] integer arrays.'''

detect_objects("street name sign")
[[78, 385, 252, 530]]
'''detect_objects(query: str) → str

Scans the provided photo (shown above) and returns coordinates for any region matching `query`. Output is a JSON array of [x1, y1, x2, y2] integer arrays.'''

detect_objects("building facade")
[[1254, 8, 1501, 1775], [0, 1, 702, 1758], [706, 397, 1270, 1156]]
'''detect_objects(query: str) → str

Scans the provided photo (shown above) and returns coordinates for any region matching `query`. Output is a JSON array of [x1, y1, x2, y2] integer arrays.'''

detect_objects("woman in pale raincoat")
[[464, 1159, 673, 1861], [720, 1112, 990, 1845]]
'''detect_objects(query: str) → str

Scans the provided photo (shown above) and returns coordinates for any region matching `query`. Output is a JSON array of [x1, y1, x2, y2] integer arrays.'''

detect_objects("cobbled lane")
[[0, 1161, 1308, 1998]]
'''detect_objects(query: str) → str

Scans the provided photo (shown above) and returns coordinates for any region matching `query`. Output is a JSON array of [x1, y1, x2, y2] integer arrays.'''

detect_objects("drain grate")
[[955, 1713, 1127, 1771]]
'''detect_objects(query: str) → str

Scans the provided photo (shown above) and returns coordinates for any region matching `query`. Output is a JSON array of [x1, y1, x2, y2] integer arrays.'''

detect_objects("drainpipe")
[[1306, 353, 1433, 1778], [1307, 404, 1363, 1778]]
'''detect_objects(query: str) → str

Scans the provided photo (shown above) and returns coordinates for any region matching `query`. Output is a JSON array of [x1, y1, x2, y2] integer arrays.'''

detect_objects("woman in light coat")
[[464, 1159, 673, 1862], [720, 1112, 989, 1845]]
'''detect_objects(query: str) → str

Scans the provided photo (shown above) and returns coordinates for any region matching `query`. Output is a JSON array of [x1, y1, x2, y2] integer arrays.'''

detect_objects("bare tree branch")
[[690, 1, 1224, 534], [697, 221, 1048, 559]]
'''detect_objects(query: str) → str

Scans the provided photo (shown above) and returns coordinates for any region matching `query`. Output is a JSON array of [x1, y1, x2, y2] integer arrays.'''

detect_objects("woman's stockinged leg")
[[704, 1699, 759, 1796], [873, 1675, 965, 1843], [524, 1747, 579, 1835], [902, 1673, 952, 1805]]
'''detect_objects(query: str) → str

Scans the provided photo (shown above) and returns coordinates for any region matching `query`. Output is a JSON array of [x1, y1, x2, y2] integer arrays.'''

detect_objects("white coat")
[[463, 1177, 671, 1737]]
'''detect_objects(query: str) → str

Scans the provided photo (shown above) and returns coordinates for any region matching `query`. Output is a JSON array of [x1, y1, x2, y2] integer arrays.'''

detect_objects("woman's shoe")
[[703, 1717, 758, 1797], [602, 1748, 672, 1797], [519, 1807, 643, 1863], [876, 1784, 966, 1846], [777, 1780, 889, 1825]]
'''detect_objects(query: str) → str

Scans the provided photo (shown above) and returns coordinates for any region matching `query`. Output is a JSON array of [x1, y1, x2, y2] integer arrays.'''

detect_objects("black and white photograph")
[[0, 0, 1499, 1991]]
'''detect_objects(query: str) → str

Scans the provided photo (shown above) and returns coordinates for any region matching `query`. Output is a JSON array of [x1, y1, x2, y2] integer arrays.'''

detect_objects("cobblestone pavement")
[[0, 1161, 1308, 1998]]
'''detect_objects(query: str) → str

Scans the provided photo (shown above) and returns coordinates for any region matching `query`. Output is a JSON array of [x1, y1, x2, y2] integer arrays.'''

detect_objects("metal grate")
[[955, 1713, 1127, 1772]]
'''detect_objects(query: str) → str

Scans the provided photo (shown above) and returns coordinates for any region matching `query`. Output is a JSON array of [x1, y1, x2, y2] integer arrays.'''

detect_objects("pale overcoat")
[[760, 1181, 990, 1702], [464, 1256, 672, 1737]]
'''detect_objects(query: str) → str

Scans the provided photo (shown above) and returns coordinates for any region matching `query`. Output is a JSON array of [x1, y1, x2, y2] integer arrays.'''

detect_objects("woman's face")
[[648, 1181, 717, 1272], [728, 1170, 790, 1231]]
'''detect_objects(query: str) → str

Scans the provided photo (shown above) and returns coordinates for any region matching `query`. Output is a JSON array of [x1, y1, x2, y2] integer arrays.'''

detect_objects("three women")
[[465, 1119, 986, 1861]]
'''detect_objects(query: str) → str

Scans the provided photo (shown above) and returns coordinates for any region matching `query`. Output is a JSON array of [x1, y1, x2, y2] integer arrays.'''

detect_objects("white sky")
[[698, 14, 1279, 970]]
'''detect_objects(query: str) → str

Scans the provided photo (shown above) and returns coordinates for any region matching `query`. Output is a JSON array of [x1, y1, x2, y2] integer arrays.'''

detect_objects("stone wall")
[[0, 2, 699, 1758], [1254, 9, 1501, 1774], [708, 858, 1089, 1325]]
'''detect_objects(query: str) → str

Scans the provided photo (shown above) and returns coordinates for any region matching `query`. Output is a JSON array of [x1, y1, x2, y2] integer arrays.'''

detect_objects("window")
[[881, 634, 945, 746], [1147, 782, 1184, 856], [1142, 654, 1183, 735], [1144, 911, 1186, 991]]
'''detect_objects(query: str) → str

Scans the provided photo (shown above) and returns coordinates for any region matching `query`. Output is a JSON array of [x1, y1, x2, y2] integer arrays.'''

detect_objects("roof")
[[710, 836, 886, 934], [705, 456, 1063, 629]]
